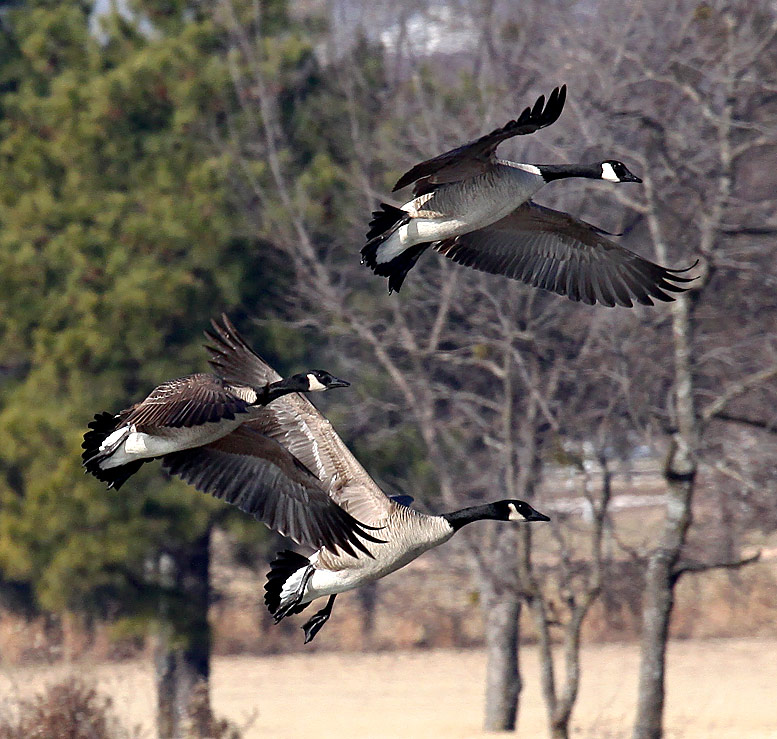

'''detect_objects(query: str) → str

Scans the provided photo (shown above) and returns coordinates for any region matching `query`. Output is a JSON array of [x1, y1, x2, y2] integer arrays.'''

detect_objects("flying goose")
[[82, 318, 349, 492], [161, 326, 551, 643], [361, 84, 695, 306]]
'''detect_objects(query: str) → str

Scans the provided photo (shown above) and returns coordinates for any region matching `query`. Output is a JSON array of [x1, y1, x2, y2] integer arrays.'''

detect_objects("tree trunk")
[[482, 527, 522, 732], [356, 581, 378, 648], [154, 527, 212, 739], [633, 296, 697, 739], [632, 474, 693, 739], [483, 592, 522, 731], [632, 549, 675, 739]]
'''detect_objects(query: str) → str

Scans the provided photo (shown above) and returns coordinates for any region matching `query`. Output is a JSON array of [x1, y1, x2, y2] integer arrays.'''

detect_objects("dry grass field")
[[1, 638, 775, 738]]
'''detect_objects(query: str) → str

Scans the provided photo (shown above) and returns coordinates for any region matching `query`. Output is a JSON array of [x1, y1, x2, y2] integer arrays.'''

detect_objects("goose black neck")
[[539, 163, 602, 182], [441, 503, 502, 531], [260, 377, 305, 404]]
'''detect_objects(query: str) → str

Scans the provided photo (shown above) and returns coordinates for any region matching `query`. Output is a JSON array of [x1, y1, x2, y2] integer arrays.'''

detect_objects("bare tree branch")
[[672, 551, 761, 581], [701, 365, 777, 424]]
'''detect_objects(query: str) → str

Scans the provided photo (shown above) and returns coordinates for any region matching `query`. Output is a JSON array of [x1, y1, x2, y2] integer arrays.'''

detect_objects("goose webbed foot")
[[302, 594, 336, 644]]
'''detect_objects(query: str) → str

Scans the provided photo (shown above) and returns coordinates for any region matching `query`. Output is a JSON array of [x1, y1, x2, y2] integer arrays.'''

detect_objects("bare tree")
[[519, 456, 611, 739], [213, 3, 611, 729], [515, 2, 777, 736], [212, 2, 777, 737]]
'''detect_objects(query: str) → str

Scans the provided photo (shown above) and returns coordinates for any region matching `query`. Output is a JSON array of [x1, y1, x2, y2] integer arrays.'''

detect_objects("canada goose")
[[361, 85, 695, 306], [161, 327, 551, 643], [81, 318, 349, 492]]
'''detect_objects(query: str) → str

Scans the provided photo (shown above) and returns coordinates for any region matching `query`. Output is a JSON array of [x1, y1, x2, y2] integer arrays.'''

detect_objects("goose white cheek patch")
[[508, 503, 523, 521], [307, 373, 327, 391], [601, 162, 619, 182]]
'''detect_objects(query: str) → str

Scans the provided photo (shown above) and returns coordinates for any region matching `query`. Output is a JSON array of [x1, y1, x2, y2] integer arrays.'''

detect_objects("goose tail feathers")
[[364, 202, 410, 244], [82, 412, 146, 490], [361, 204, 429, 293], [264, 550, 314, 623]]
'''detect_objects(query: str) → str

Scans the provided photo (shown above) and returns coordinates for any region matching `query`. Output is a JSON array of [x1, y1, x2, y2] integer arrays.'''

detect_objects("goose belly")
[[376, 202, 505, 264], [304, 551, 421, 601], [399, 168, 541, 247], [303, 520, 455, 602], [99, 418, 244, 468], [375, 219, 468, 263]]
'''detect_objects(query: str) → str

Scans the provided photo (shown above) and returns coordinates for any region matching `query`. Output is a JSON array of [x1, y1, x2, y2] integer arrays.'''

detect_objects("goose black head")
[[442, 499, 550, 530], [600, 160, 642, 183], [300, 370, 351, 392], [495, 499, 551, 522], [441, 499, 550, 530]]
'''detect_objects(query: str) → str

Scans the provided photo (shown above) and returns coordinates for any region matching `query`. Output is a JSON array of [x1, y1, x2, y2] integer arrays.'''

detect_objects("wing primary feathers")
[[392, 85, 566, 192], [205, 314, 279, 387], [433, 204, 697, 306], [162, 441, 384, 558]]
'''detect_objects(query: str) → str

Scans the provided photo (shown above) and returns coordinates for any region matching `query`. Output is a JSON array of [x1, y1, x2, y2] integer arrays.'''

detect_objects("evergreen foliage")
[[0, 0, 277, 624], [0, 0, 463, 652]]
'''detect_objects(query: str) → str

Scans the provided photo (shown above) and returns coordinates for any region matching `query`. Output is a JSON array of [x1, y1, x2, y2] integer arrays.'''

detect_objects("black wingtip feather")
[[204, 315, 251, 370], [498, 83, 567, 140], [391, 85, 567, 192], [204, 313, 275, 389], [665, 258, 700, 275], [532, 94, 545, 117]]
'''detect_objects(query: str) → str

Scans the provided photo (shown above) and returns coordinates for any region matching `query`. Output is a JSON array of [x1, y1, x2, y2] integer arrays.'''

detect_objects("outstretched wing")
[[392, 85, 566, 195], [203, 315, 394, 526], [123, 374, 249, 430], [435, 201, 696, 307], [163, 426, 382, 557], [205, 314, 281, 388], [244, 395, 394, 527]]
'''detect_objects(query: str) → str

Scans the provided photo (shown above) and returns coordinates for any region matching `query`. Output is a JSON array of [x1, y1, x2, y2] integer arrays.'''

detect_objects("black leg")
[[301, 594, 337, 644]]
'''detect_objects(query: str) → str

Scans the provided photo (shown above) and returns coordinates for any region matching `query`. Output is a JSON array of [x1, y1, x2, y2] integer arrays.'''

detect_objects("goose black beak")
[[328, 377, 351, 389], [526, 509, 551, 522], [622, 171, 642, 183]]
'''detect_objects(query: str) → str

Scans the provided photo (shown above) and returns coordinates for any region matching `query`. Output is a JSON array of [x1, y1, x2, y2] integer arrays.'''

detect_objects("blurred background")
[[0, 0, 775, 737]]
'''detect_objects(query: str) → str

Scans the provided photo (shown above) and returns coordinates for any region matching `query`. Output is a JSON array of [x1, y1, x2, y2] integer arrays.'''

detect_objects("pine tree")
[[0, 2, 279, 734]]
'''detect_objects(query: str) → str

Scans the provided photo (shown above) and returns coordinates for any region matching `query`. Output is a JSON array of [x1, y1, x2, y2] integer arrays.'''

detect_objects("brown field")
[[1, 638, 775, 738]]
